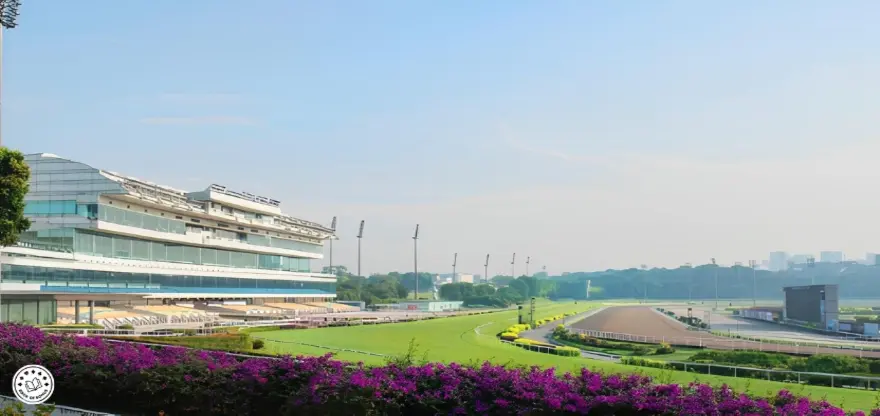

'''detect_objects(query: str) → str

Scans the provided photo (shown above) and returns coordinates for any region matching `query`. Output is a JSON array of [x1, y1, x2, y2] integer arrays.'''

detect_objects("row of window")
[[2, 264, 336, 292], [98, 204, 187, 234], [23, 200, 77, 215], [24, 200, 324, 255], [20, 228, 313, 273]]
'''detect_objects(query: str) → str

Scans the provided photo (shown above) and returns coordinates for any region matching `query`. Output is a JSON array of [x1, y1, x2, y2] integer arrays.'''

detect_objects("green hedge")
[[509, 338, 579, 357]]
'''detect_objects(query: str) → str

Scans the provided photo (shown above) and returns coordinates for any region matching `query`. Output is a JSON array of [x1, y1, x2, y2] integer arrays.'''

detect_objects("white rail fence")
[[572, 328, 877, 357], [623, 359, 880, 390]]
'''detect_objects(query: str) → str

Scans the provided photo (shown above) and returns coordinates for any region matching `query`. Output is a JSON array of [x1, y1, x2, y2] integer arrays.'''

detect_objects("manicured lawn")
[[255, 301, 878, 410]]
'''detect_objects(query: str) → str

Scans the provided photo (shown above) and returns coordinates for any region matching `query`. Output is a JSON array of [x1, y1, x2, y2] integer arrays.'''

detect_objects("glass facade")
[[23, 200, 77, 215], [2, 264, 336, 293], [18, 228, 313, 272], [0, 298, 56, 325], [74, 230, 312, 272], [96, 204, 187, 234]]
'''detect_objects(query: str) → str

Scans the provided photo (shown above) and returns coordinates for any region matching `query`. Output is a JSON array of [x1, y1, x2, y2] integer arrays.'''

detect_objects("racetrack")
[[569, 306, 880, 358]]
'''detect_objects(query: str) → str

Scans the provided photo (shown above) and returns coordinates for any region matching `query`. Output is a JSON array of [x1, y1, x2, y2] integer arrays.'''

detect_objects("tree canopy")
[[0, 148, 30, 247]]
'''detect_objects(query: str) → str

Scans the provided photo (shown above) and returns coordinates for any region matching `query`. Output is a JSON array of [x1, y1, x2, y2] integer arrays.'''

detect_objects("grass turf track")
[[255, 301, 878, 411]]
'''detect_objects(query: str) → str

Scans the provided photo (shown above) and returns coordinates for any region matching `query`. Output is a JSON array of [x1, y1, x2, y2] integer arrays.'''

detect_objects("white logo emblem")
[[12, 365, 54, 405]]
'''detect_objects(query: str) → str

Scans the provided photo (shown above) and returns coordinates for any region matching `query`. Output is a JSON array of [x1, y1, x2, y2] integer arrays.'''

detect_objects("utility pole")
[[452, 252, 457, 283], [0, 0, 21, 148], [356, 220, 365, 277], [525, 256, 530, 276], [749, 260, 757, 306], [807, 256, 816, 285], [712, 258, 718, 309], [484, 254, 490, 285], [413, 224, 420, 299], [328, 216, 337, 274], [0, 0, 22, 323], [511, 253, 516, 278]]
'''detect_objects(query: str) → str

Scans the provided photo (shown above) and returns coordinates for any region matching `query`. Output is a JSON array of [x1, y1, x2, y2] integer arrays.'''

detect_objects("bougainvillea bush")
[[0, 324, 872, 415]]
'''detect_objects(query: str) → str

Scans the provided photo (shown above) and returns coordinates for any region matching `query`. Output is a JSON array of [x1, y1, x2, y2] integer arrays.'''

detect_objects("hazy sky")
[[8, 1, 880, 276]]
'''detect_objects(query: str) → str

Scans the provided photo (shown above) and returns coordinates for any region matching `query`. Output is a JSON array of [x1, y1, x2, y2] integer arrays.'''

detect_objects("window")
[[23, 200, 77, 216], [1, 264, 336, 294]]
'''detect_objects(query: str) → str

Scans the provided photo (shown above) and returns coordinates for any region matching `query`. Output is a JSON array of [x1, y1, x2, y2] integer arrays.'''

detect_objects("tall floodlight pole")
[[413, 224, 420, 299], [749, 260, 757, 306], [0, 0, 21, 147], [356, 220, 365, 277], [452, 252, 458, 283], [807, 256, 816, 285], [0, 0, 20, 323], [712, 258, 718, 309], [511, 253, 516, 278], [525, 256, 531, 276], [484, 254, 490, 284], [328, 216, 337, 274]]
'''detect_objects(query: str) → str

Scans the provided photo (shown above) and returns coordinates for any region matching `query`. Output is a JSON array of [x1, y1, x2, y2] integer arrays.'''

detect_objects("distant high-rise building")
[[789, 254, 811, 266], [452, 273, 474, 284], [769, 251, 789, 271], [819, 251, 844, 263]]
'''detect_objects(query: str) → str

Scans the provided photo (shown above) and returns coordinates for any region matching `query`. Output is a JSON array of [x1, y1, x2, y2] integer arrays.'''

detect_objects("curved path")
[[519, 308, 620, 362], [569, 306, 880, 358]]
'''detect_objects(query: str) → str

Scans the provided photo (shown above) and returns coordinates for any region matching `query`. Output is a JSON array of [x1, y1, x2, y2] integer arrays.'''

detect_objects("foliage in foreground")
[[0, 324, 873, 415], [0, 147, 31, 247]]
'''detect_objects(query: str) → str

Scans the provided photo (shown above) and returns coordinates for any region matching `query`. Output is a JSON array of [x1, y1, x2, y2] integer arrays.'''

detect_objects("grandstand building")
[[0, 153, 339, 325]]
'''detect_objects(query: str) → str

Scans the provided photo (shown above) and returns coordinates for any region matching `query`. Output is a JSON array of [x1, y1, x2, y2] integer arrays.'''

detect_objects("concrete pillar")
[[88, 301, 94, 325], [74, 301, 81, 324]]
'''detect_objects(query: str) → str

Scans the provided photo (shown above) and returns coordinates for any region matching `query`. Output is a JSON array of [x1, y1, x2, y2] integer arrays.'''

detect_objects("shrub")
[[554, 346, 580, 357], [622, 356, 671, 369], [631, 346, 652, 356], [655, 342, 676, 355], [252, 339, 265, 350], [0, 324, 866, 415]]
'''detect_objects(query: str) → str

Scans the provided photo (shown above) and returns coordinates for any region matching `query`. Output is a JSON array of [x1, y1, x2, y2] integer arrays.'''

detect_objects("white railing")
[[571, 328, 880, 357], [623, 358, 880, 390]]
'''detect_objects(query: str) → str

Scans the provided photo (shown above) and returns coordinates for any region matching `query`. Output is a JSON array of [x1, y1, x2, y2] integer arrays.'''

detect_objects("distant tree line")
[[551, 262, 880, 300], [324, 266, 434, 305]]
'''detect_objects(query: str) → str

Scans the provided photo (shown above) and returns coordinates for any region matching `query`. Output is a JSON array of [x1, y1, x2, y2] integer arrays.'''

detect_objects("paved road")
[[661, 305, 878, 347], [519, 308, 620, 362], [570, 306, 880, 358]]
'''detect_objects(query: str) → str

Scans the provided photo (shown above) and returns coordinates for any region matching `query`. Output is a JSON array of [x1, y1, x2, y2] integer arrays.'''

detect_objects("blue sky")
[[8, 1, 880, 275]]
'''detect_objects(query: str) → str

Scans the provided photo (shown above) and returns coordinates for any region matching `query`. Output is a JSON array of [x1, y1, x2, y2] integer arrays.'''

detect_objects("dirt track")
[[569, 306, 880, 358]]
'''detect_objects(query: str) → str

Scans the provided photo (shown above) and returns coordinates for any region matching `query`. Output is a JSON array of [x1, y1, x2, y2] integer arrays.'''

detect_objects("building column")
[[88, 301, 94, 325], [74, 301, 80, 324]]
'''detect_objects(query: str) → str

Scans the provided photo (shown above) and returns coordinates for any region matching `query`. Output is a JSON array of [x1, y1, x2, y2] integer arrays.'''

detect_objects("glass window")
[[183, 246, 201, 264], [151, 242, 166, 261], [166, 245, 184, 262], [201, 248, 218, 265], [131, 239, 150, 260], [114, 236, 131, 258]]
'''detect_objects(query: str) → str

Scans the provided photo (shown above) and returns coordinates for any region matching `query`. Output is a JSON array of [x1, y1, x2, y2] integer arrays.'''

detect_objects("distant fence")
[[571, 328, 879, 357], [622, 358, 880, 390]]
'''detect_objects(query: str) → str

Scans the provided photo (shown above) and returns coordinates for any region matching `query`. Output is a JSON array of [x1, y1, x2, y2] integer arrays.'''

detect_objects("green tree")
[[508, 278, 530, 299], [0, 148, 30, 247]]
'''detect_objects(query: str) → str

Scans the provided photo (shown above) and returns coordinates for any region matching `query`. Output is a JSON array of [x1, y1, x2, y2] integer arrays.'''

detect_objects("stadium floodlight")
[[0, 0, 21, 148], [525, 256, 531, 277], [510, 253, 516, 278], [711, 257, 718, 309], [326, 216, 338, 274], [452, 253, 457, 283], [356, 220, 365, 277], [412, 224, 420, 299], [749, 260, 758, 306], [0, 0, 20, 29], [484, 254, 490, 284]]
